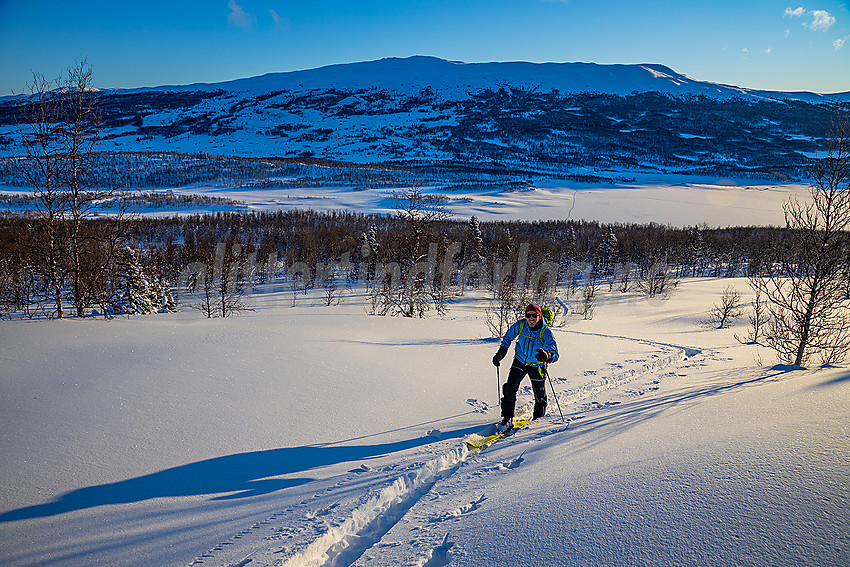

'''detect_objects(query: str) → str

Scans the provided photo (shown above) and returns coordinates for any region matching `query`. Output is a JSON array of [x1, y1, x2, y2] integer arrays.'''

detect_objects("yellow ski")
[[465, 410, 533, 450]]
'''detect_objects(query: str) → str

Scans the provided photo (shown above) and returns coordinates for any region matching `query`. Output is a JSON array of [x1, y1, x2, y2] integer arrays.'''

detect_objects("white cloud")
[[761, 47, 773, 54], [742, 47, 750, 53], [807, 9, 836, 31], [836, 37, 847, 50], [228, 0, 255, 30], [785, 7, 838, 32], [269, 9, 289, 31]]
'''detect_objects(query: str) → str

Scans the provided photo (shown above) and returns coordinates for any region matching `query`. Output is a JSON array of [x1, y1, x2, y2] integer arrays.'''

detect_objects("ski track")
[[186, 335, 701, 567]]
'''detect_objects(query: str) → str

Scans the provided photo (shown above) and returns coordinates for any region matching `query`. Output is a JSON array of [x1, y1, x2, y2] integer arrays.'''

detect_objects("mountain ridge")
[[0, 56, 845, 182], [122, 56, 848, 103]]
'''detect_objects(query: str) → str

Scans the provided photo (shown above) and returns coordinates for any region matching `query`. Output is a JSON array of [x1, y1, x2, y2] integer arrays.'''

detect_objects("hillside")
[[0, 57, 846, 181], [0, 280, 847, 566]]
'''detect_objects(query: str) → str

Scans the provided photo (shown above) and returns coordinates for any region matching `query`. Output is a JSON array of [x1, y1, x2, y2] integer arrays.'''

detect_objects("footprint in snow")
[[429, 495, 487, 523], [420, 533, 454, 567], [465, 398, 490, 413]]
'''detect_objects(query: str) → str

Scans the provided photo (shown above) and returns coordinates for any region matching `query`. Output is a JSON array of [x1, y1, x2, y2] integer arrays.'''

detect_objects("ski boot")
[[496, 417, 513, 433]]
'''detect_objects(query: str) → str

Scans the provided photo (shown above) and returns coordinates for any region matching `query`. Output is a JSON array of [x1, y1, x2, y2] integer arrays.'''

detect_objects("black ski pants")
[[501, 359, 547, 420]]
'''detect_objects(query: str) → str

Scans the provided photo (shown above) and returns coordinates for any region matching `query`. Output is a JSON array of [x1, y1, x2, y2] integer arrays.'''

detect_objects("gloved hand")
[[492, 346, 508, 367], [535, 349, 552, 363]]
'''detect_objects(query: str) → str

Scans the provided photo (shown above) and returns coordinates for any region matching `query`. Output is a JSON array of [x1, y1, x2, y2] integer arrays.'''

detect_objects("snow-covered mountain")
[[0, 56, 845, 179], [136, 56, 847, 103]]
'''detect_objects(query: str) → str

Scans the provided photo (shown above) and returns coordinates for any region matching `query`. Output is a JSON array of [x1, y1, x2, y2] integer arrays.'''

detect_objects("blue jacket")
[[500, 319, 559, 367]]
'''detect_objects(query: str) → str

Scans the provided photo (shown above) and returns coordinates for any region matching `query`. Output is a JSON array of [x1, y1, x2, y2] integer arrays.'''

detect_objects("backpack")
[[541, 306, 554, 328]]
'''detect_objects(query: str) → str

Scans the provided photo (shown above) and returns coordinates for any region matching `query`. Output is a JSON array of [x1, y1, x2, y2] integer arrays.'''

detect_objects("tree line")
[[0, 190, 791, 315]]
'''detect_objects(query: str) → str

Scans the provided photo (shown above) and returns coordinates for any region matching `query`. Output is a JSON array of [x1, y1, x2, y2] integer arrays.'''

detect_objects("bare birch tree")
[[13, 72, 68, 317], [59, 59, 126, 316], [390, 182, 449, 317], [750, 110, 850, 366], [13, 59, 126, 317]]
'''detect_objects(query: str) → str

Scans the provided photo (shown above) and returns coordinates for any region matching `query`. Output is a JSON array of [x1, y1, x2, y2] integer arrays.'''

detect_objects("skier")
[[491, 304, 559, 432]]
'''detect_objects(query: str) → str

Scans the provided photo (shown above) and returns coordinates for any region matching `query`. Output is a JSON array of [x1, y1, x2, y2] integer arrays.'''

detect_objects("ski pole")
[[545, 366, 566, 423], [496, 365, 501, 407]]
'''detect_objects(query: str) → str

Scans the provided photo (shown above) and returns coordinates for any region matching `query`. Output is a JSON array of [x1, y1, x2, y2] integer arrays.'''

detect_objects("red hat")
[[525, 304, 542, 316]]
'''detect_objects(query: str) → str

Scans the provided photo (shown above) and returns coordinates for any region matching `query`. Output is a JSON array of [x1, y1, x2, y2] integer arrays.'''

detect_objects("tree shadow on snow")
[[810, 370, 850, 388], [0, 422, 482, 523]]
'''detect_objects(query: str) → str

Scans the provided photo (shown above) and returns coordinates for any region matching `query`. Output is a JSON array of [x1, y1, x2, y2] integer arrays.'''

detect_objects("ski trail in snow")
[[558, 348, 690, 406], [559, 328, 702, 358], [280, 445, 469, 567], [549, 328, 704, 407], [565, 188, 578, 220], [194, 335, 700, 567]]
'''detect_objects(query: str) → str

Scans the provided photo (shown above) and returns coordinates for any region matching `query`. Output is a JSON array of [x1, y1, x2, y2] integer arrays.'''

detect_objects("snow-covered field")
[[3, 172, 811, 226], [46, 175, 809, 227], [1, 276, 848, 566]]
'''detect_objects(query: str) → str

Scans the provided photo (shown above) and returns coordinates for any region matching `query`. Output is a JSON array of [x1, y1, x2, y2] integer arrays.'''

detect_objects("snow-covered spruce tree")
[[360, 223, 379, 290], [597, 226, 619, 290], [750, 110, 850, 366], [461, 215, 486, 290], [107, 247, 175, 317]]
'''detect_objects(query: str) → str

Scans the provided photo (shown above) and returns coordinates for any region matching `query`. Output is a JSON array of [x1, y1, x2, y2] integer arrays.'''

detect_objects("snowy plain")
[[1, 173, 805, 227], [1, 180, 848, 567], [170, 175, 811, 226]]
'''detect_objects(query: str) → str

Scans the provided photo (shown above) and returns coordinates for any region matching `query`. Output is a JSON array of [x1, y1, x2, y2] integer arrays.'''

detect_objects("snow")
[[125, 56, 849, 103], [1, 275, 848, 567], [1, 175, 801, 227], [0, 159, 846, 566]]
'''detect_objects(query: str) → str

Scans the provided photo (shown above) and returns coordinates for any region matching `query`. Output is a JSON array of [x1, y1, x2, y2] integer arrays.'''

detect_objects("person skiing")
[[492, 304, 559, 432]]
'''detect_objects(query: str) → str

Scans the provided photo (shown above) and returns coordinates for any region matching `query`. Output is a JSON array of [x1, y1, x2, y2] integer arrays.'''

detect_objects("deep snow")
[[1, 277, 848, 567]]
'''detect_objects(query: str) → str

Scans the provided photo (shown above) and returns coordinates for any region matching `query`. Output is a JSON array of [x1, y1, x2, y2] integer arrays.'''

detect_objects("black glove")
[[535, 349, 552, 363], [492, 346, 508, 367]]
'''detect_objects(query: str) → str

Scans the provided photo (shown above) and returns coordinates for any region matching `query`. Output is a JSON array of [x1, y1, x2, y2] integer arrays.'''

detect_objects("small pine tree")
[[466, 216, 485, 263], [107, 247, 175, 316], [361, 224, 380, 288]]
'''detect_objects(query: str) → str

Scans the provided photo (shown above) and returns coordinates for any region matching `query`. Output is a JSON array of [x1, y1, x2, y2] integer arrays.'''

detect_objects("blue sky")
[[1, 0, 848, 96]]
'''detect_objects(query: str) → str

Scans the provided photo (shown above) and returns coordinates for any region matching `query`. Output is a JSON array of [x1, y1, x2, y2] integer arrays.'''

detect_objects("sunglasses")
[[525, 313, 539, 319]]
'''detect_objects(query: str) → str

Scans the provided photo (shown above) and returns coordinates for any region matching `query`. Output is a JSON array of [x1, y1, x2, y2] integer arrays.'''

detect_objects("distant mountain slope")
[[141, 56, 847, 104], [0, 56, 846, 181]]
